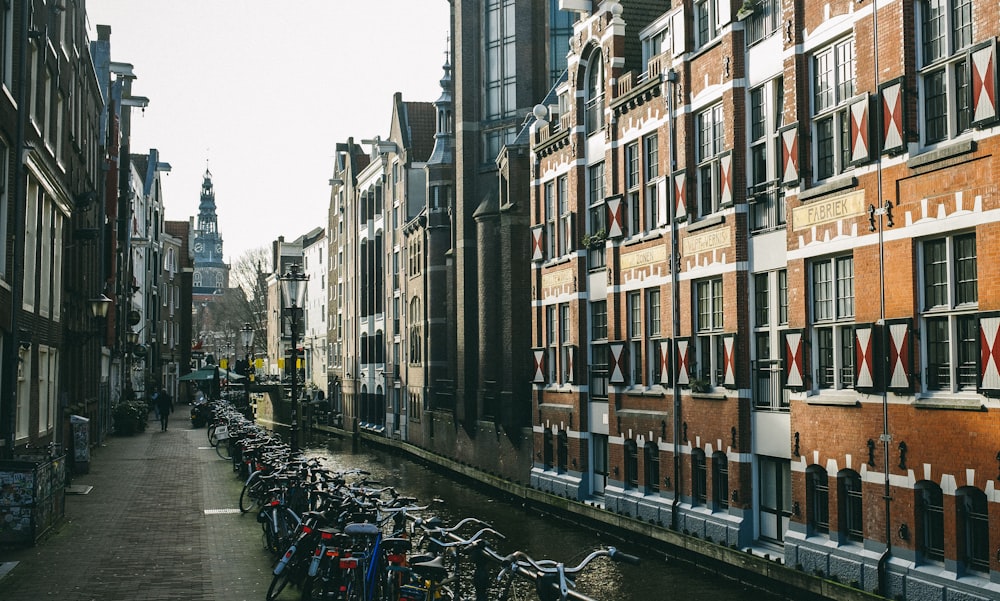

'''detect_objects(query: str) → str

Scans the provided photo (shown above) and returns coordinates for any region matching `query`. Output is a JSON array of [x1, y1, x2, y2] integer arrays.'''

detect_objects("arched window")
[[713, 452, 729, 510], [806, 465, 829, 534], [915, 481, 944, 562], [542, 430, 553, 469], [692, 449, 707, 504], [360, 333, 369, 365], [644, 443, 660, 493], [624, 440, 639, 488], [837, 469, 862, 542], [584, 48, 604, 133], [956, 486, 989, 572], [374, 330, 384, 363], [409, 297, 421, 364], [193, 272, 202, 287], [557, 430, 568, 473]]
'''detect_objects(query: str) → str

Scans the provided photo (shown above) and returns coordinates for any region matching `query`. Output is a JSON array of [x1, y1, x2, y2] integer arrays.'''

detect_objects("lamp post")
[[279, 264, 308, 453], [240, 322, 255, 420]]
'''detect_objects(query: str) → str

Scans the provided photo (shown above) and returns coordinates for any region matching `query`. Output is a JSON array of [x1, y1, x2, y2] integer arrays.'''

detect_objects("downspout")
[[3, 0, 31, 459], [664, 69, 682, 527]]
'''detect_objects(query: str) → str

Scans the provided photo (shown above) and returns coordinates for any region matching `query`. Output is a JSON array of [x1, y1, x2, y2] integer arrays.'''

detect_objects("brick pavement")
[[0, 412, 286, 601]]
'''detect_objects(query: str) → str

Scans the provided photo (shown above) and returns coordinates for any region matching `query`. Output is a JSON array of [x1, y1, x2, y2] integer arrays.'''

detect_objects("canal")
[[304, 432, 784, 601]]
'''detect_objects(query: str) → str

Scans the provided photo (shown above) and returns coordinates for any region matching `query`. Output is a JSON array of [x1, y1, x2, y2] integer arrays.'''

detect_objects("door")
[[758, 456, 791, 543], [592, 434, 608, 496]]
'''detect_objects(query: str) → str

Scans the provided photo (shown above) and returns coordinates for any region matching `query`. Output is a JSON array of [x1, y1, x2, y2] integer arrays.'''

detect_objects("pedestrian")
[[151, 389, 161, 421], [155, 387, 174, 432]]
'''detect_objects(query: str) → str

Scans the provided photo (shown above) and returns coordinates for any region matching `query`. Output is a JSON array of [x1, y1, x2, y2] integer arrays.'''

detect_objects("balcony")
[[753, 360, 789, 411], [748, 181, 786, 234]]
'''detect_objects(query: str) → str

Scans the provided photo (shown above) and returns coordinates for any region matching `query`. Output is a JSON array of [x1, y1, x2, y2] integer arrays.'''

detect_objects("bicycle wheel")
[[239, 473, 261, 513], [208, 423, 218, 447], [266, 568, 294, 601], [216, 437, 232, 460]]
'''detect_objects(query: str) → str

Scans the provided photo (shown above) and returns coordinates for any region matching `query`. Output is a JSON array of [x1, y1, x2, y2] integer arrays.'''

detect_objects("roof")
[[403, 101, 436, 162]]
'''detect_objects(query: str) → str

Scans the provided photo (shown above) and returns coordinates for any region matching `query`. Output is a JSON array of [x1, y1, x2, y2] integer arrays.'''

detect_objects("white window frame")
[[916, 0, 975, 146], [810, 256, 855, 391], [694, 277, 724, 387], [695, 104, 725, 217], [811, 37, 856, 181]]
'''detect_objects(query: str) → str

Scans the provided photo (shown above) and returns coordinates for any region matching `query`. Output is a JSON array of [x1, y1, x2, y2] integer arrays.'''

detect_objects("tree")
[[229, 246, 272, 349]]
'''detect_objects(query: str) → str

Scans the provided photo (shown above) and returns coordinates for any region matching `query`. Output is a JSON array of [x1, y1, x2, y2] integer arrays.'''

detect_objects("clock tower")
[[192, 167, 230, 300]]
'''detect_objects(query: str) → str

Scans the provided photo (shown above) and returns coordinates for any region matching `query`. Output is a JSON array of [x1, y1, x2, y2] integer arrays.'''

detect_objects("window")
[[696, 104, 725, 216], [748, 79, 786, 232], [807, 466, 829, 534], [585, 48, 604, 133], [590, 300, 609, 400], [558, 175, 571, 256], [626, 142, 640, 235], [560, 303, 571, 382], [548, 0, 574, 85], [645, 443, 660, 493], [712, 452, 729, 510], [408, 297, 422, 364], [557, 430, 568, 473], [745, 0, 780, 46], [957, 487, 989, 572], [0, 0, 12, 90], [0, 141, 7, 278], [755, 273, 770, 327], [485, 0, 516, 121], [695, 278, 724, 385], [546, 305, 558, 383], [919, 0, 974, 144], [628, 291, 642, 385], [694, 0, 721, 48], [624, 440, 639, 488], [543, 430, 554, 469], [838, 470, 863, 542], [647, 288, 662, 383], [921, 233, 977, 392], [812, 38, 856, 180], [644, 134, 660, 228], [588, 162, 606, 269], [544, 180, 557, 258], [916, 481, 945, 562], [811, 256, 854, 390], [692, 449, 707, 504]]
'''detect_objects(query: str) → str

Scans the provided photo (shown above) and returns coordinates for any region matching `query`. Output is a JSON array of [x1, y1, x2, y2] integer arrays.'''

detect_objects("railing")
[[748, 181, 785, 233], [745, 0, 779, 47], [753, 360, 789, 411], [590, 367, 609, 401], [585, 95, 604, 133]]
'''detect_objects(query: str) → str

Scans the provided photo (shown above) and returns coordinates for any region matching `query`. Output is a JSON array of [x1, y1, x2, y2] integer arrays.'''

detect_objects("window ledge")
[[907, 139, 976, 170], [913, 396, 986, 411], [542, 256, 572, 268], [799, 176, 858, 202], [687, 214, 725, 233], [805, 392, 860, 407], [690, 390, 727, 400]]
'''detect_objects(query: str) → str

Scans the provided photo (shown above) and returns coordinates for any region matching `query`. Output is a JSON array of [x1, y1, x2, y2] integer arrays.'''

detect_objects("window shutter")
[[783, 330, 806, 391], [673, 170, 687, 221], [659, 338, 672, 385], [886, 319, 913, 393], [971, 40, 999, 127], [716, 0, 731, 27], [609, 342, 627, 384], [671, 8, 687, 56], [779, 123, 799, 186], [722, 333, 737, 389], [565, 344, 577, 384], [657, 178, 668, 227], [879, 78, 905, 155], [676, 337, 692, 387], [978, 312, 1000, 396], [849, 93, 872, 164], [532, 349, 546, 384], [531, 225, 545, 262], [719, 151, 733, 207], [854, 323, 879, 393], [606, 194, 624, 238]]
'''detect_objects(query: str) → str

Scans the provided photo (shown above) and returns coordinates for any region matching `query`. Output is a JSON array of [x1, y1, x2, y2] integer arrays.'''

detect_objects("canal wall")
[[314, 423, 882, 601]]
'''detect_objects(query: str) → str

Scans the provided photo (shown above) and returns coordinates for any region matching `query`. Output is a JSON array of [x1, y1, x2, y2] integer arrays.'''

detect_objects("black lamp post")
[[279, 265, 308, 453], [240, 322, 255, 419]]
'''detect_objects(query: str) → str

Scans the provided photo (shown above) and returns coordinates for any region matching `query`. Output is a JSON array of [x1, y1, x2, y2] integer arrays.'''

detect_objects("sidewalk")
[[0, 413, 277, 601]]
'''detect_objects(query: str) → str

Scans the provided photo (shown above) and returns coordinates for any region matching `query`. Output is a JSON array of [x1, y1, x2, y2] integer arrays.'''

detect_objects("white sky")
[[85, 0, 452, 263]]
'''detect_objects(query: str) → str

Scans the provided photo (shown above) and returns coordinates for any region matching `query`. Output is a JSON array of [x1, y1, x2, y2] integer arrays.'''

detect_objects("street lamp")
[[240, 322, 255, 419], [88, 294, 113, 320], [279, 264, 308, 452]]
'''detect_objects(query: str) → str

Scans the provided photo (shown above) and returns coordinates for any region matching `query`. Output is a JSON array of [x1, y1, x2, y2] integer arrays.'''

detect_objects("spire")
[[428, 39, 454, 166]]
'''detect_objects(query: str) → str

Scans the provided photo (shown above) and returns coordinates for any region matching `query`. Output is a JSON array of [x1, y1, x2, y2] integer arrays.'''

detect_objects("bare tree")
[[230, 246, 272, 346]]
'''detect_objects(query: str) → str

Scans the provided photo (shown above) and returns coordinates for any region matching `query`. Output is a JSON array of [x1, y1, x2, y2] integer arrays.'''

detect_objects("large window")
[[807, 466, 829, 534], [588, 162, 606, 269], [626, 141, 640, 236], [921, 233, 977, 392], [647, 288, 662, 384], [694, 0, 722, 49], [485, 0, 516, 121], [546, 305, 558, 383], [645, 443, 660, 493], [811, 256, 854, 390], [585, 48, 604, 133], [627, 291, 643, 385], [957, 487, 989, 572], [712, 452, 729, 511], [919, 0, 974, 145], [548, 0, 574, 85], [748, 79, 786, 232], [916, 481, 945, 562], [560, 303, 571, 383], [692, 449, 707, 505], [644, 134, 660, 228], [838, 470, 864, 542], [590, 300, 609, 400], [624, 440, 639, 488], [812, 37, 856, 180], [744, 0, 780, 46], [695, 278, 724, 386], [696, 104, 725, 217]]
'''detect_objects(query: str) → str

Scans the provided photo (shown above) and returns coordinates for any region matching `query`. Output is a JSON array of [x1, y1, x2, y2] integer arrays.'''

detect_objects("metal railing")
[[748, 181, 786, 234], [753, 360, 789, 411]]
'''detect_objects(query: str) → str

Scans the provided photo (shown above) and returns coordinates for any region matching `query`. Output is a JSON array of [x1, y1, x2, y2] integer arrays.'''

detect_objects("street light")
[[279, 264, 308, 452], [240, 322, 255, 419], [88, 294, 113, 319]]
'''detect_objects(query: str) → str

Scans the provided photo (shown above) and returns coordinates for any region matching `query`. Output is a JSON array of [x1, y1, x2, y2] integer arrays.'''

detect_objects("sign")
[[621, 245, 666, 269], [541, 269, 574, 291], [792, 190, 865, 229], [682, 227, 731, 256]]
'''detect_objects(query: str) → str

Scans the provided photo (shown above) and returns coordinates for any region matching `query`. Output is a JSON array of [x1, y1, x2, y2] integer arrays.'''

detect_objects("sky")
[[85, 0, 452, 263]]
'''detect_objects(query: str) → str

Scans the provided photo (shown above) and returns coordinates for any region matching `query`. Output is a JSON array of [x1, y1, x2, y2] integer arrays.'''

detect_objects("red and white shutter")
[[850, 94, 871, 164], [887, 319, 912, 392], [880, 78, 905, 155], [676, 338, 691, 387], [606, 195, 624, 238], [673, 170, 687, 221], [722, 334, 737, 389], [659, 338, 672, 385], [779, 124, 799, 186], [532, 349, 546, 384], [971, 40, 998, 127], [854, 324, 877, 392], [978, 313, 1000, 395], [531, 225, 545, 262], [609, 342, 626, 384], [719, 152, 733, 207], [783, 330, 805, 390]]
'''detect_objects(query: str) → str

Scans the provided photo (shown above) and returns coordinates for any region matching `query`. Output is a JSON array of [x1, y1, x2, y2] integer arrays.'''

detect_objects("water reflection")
[[304, 434, 781, 601]]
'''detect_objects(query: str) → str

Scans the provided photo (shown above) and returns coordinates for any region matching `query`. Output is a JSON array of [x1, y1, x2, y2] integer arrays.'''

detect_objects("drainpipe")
[[664, 69, 682, 528]]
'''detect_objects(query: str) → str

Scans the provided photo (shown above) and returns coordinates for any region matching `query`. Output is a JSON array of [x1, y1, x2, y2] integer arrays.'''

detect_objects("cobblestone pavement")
[[0, 413, 283, 600]]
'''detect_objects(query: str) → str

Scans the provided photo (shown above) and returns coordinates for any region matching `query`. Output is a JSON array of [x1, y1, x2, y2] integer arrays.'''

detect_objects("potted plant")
[[737, 0, 757, 20], [689, 377, 711, 393], [581, 228, 608, 249]]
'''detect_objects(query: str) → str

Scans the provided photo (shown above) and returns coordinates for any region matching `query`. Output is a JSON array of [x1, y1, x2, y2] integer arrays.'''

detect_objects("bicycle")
[[494, 547, 640, 601]]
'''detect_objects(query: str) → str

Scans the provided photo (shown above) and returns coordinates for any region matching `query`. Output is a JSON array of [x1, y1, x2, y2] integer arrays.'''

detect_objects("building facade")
[[529, 0, 1000, 597]]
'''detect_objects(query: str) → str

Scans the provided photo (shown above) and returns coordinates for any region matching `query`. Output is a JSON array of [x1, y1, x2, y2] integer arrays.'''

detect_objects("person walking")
[[155, 387, 174, 432]]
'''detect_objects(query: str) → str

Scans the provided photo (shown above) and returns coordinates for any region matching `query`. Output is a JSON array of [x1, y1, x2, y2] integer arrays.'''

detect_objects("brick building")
[[529, 1, 1000, 597]]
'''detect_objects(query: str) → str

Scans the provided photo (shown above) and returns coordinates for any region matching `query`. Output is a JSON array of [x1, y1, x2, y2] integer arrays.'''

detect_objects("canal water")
[[305, 433, 784, 601]]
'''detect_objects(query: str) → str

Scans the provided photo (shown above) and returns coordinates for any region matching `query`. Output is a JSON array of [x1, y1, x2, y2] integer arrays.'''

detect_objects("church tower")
[[192, 167, 229, 299]]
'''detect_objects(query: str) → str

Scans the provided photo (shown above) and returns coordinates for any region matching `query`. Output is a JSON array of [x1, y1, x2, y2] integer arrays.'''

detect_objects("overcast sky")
[[86, 0, 452, 263]]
